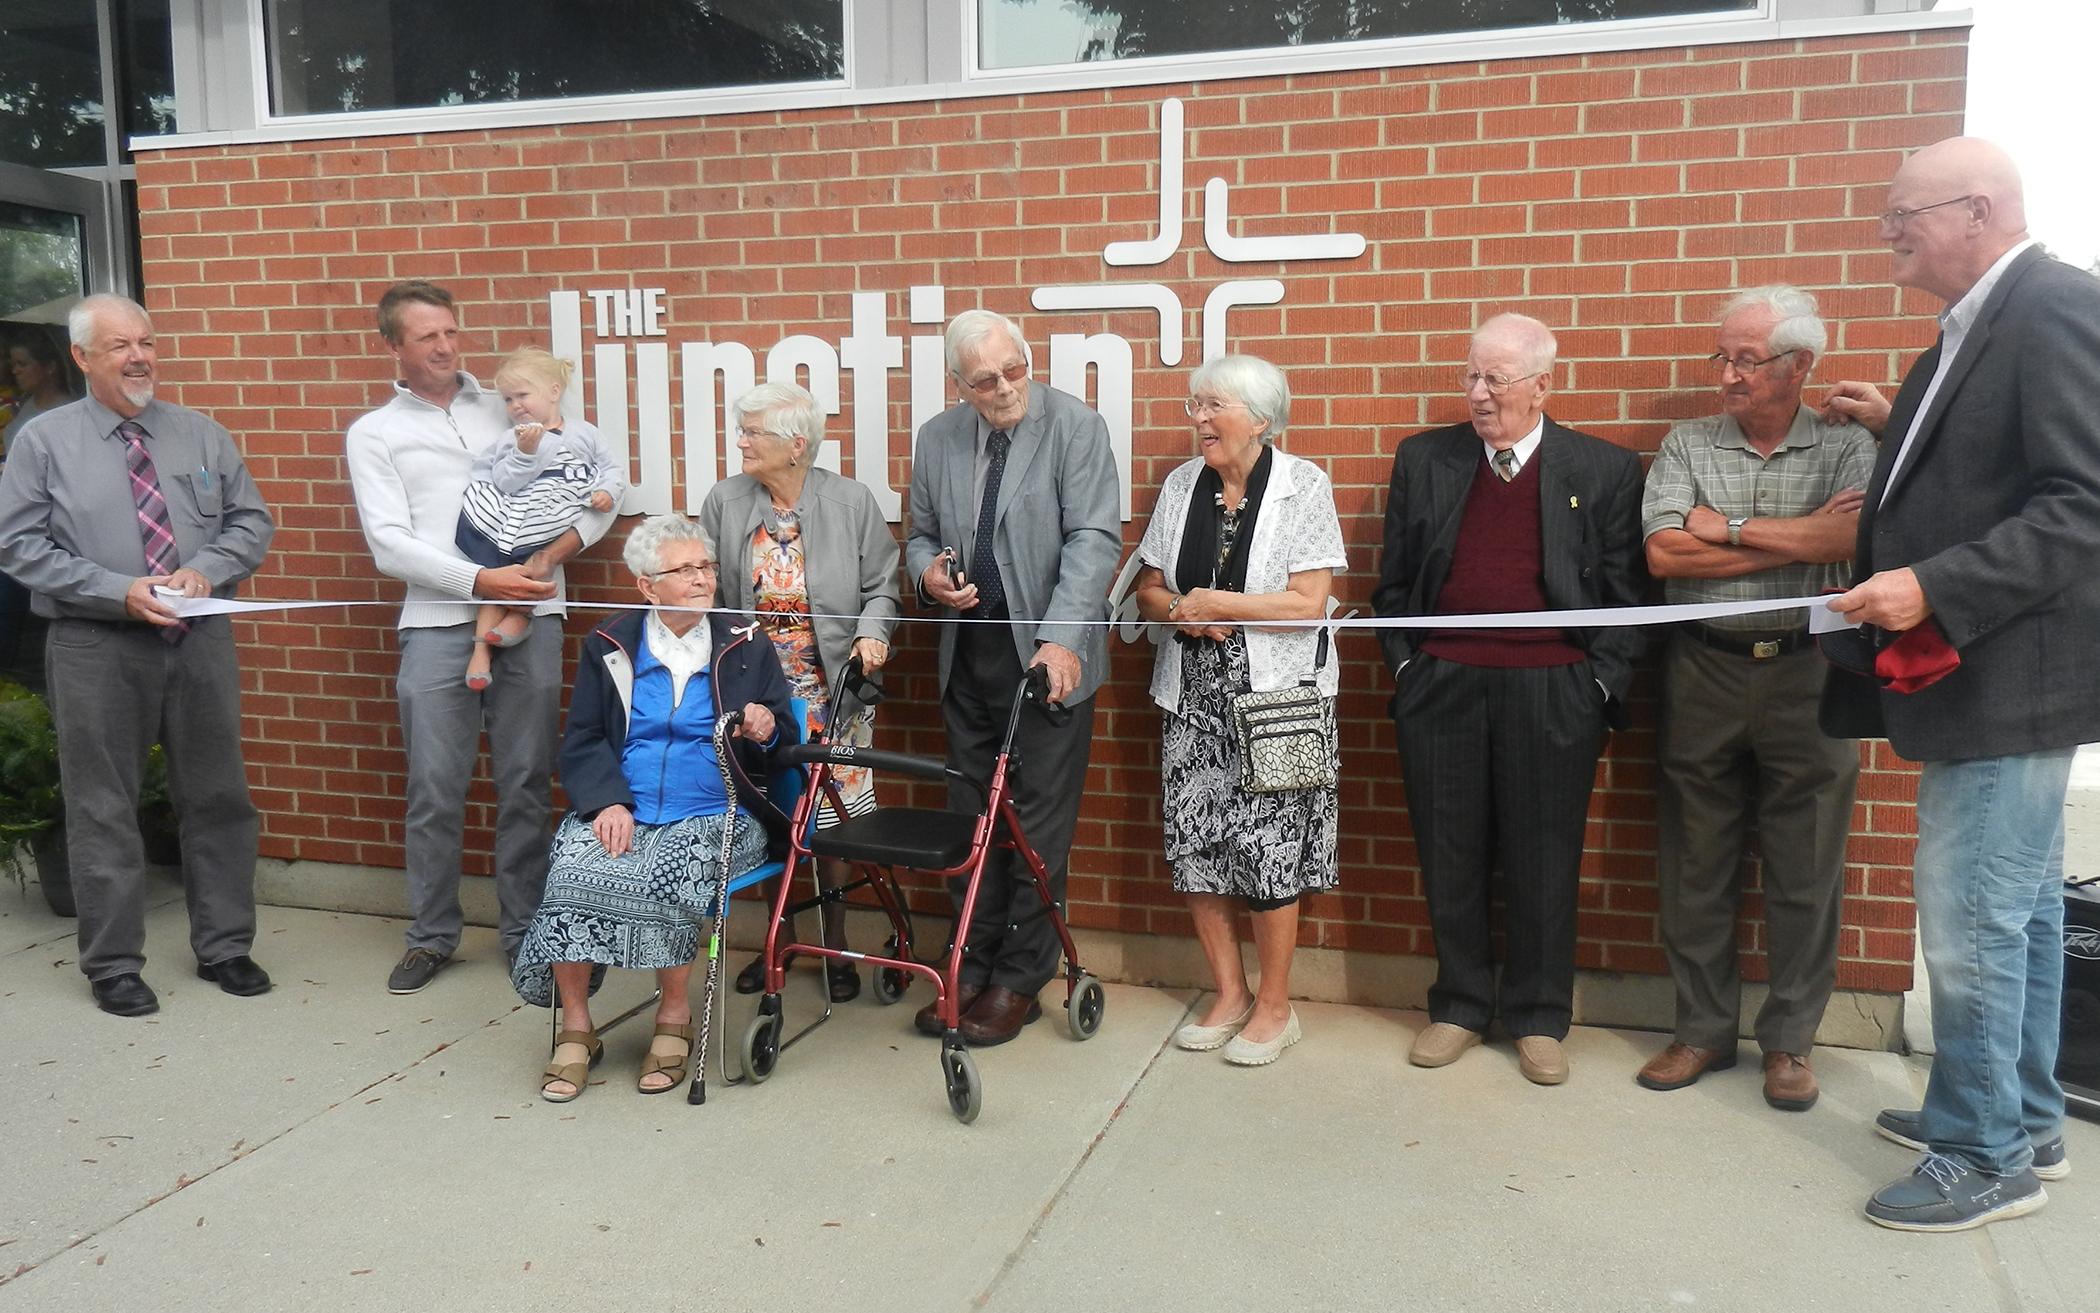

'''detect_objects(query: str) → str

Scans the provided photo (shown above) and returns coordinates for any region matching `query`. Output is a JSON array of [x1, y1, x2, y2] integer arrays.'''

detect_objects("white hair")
[[1718, 284, 1828, 363], [622, 514, 713, 578], [1189, 354, 1291, 444], [943, 309, 1032, 380], [1472, 313, 1558, 376], [730, 381, 825, 455], [68, 293, 151, 350]]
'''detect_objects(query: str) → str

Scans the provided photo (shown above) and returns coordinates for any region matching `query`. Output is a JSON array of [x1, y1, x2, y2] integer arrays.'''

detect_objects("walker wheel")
[[873, 967, 910, 1004], [1066, 974, 1106, 1041], [741, 1012, 783, 1084], [941, 1046, 982, 1124]]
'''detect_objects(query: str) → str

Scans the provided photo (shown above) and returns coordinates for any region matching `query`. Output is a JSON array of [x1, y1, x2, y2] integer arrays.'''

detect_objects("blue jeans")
[[1914, 748, 2074, 1176]]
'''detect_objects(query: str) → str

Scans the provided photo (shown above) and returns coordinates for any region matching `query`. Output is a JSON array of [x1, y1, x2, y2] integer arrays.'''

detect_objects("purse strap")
[[1298, 626, 1329, 688]]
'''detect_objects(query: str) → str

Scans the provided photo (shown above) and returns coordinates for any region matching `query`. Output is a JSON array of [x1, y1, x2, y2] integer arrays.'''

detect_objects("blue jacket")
[[558, 609, 799, 823]]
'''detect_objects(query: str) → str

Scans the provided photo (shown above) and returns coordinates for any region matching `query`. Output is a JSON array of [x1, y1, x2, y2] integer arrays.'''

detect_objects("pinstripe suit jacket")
[[1372, 418, 1648, 728]]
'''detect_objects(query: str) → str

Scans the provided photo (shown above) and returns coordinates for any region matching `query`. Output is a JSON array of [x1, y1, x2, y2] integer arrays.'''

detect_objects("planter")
[[31, 825, 74, 918], [140, 802, 181, 870]]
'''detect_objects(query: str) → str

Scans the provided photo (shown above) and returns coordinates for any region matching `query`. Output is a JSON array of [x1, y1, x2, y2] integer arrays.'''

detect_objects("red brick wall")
[[132, 27, 1965, 997]]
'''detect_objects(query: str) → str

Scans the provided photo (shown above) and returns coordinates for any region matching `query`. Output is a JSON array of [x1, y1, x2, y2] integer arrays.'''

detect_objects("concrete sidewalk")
[[5, 889, 2098, 1313]]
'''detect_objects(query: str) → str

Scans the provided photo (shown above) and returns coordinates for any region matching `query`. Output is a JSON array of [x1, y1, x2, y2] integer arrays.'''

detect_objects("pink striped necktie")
[[117, 420, 189, 644]]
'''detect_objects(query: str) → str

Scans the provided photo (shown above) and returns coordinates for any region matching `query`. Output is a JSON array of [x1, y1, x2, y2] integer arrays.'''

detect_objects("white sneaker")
[[1223, 1009, 1302, 1066], [1175, 999, 1256, 1051]]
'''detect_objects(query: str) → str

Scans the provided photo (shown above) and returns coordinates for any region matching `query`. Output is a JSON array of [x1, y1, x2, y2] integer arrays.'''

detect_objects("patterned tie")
[[968, 428, 1011, 617], [118, 420, 189, 644], [1493, 448, 1517, 483]]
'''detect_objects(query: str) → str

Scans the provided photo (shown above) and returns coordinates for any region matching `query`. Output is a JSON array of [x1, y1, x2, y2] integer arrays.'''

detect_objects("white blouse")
[[1138, 447, 1347, 712]]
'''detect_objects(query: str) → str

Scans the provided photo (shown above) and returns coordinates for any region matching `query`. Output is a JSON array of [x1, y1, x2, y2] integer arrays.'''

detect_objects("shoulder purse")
[[1229, 629, 1337, 794]]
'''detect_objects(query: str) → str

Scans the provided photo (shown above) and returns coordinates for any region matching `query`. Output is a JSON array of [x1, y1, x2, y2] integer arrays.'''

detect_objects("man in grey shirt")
[[1638, 286, 1875, 1111], [0, 294, 276, 1016]]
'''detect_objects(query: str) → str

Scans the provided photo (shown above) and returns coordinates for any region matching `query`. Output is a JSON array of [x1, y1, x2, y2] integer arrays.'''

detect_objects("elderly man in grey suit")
[[0, 294, 275, 1016], [903, 309, 1120, 1047], [1823, 138, 2100, 1232]]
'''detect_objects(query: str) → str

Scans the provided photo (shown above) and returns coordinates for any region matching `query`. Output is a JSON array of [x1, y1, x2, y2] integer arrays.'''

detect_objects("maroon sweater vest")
[[1419, 453, 1586, 667]]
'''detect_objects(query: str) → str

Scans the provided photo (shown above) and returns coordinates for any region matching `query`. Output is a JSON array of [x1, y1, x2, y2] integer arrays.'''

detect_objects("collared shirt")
[[644, 609, 713, 706], [1479, 418, 1544, 475], [1880, 237, 2037, 501], [0, 393, 275, 620], [1642, 405, 1877, 634], [345, 371, 612, 630]]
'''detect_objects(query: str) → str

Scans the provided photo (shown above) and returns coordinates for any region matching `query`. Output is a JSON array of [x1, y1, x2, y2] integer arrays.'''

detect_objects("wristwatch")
[[1726, 517, 1747, 546]]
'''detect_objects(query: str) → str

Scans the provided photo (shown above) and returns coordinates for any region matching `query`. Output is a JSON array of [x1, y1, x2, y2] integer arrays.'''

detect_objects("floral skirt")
[[1161, 635, 1339, 903], [510, 809, 766, 1007]]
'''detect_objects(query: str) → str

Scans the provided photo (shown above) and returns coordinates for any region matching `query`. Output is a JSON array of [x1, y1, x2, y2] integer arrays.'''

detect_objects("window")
[[0, 1, 107, 168], [265, 0, 847, 117], [977, 0, 1759, 72]]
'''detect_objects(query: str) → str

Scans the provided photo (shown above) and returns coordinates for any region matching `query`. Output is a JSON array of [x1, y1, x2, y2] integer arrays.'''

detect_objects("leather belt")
[[1682, 624, 1811, 660]]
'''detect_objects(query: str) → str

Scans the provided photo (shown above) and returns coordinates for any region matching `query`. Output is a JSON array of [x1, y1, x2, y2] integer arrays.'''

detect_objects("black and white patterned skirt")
[[1161, 635, 1339, 903]]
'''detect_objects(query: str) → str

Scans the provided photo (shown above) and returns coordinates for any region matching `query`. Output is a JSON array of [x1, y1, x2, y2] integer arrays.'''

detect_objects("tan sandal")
[[638, 1022, 695, 1095], [541, 1028, 602, 1103]]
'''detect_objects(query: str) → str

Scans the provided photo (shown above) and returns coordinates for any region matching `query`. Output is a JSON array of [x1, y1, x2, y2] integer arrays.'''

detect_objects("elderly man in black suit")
[[1373, 312, 1646, 1085], [1823, 138, 2100, 1233]]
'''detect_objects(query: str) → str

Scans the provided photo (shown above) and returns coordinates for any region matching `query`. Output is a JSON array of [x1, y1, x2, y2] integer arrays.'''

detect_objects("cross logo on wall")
[[1030, 97, 1369, 365]]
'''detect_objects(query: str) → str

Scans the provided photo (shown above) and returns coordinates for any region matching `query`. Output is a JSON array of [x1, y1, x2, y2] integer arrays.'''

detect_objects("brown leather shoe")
[[915, 980, 985, 1037], [958, 985, 1043, 1048], [1515, 1035, 1569, 1086], [1636, 1042, 1738, 1091], [1762, 1050, 1818, 1111]]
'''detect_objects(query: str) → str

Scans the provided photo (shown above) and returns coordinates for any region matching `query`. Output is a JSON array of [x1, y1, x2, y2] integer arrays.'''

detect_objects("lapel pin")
[[1569, 495, 1579, 508]]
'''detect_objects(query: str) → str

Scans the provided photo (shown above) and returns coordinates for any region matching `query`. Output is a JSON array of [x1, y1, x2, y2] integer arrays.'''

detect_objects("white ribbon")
[[173, 593, 1848, 631]]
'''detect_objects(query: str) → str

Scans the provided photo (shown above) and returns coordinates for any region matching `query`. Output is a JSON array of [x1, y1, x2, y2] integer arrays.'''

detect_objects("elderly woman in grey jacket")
[[698, 381, 901, 1001]]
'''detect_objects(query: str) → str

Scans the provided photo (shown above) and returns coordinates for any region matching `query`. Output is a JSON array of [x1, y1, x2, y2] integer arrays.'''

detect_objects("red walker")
[[741, 660, 1106, 1123]]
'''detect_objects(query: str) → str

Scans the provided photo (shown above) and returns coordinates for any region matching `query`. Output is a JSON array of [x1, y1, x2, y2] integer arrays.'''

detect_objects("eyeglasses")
[[1878, 194, 1975, 228], [964, 361, 1028, 394], [647, 562, 719, 584], [734, 425, 790, 443], [1708, 349, 1800, 375], [1184, 397, 1248, 418], [1461, 370, 1545, 396]]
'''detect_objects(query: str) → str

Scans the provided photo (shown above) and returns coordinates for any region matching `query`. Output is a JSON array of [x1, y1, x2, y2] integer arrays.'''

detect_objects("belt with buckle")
[[1683, 624, 1810, 660]]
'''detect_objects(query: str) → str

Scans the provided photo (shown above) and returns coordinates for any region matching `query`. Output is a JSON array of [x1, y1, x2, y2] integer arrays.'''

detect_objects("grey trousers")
[[396, 620, 560, 959], [45, 616, 258, 981], [1656, 636, 1860, 1055]]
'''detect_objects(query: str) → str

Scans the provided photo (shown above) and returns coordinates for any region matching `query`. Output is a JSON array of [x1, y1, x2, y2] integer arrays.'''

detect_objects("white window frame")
[[144, 0, 1964, 150]]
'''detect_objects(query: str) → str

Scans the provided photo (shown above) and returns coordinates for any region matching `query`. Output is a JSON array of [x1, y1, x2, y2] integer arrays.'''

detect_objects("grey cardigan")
[[697, 464, 901, 681]]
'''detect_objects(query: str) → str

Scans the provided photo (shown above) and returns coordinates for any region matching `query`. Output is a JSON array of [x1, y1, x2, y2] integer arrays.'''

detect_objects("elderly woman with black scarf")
[[1132, 354, 1346, 1067]]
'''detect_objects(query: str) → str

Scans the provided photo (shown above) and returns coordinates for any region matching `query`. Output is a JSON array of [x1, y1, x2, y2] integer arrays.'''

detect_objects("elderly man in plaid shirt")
[[1636, 285, 1876, 1113]]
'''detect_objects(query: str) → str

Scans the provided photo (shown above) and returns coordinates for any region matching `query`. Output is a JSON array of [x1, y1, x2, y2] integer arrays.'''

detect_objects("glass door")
[[0, 160, 109, 326]]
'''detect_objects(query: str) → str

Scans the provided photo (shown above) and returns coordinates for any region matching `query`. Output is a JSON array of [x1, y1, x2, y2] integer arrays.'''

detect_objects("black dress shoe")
[[196, 955, 272, 996], [91, 973, 160, 1017], [959, 985, 1043, 1048], [915, 979, 984, 1037], [827, 961, 861, 1003]]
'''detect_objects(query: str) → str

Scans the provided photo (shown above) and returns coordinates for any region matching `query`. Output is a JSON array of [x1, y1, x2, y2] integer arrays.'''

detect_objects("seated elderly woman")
[[1132, 354, 1346, 1067], [511, 513, 798, 1101], [700, 381, 900, 1003]]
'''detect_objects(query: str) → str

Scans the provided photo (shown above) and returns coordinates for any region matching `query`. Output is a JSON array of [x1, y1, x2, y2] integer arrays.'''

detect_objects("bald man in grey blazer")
[[903, 310, 1120, 1047]]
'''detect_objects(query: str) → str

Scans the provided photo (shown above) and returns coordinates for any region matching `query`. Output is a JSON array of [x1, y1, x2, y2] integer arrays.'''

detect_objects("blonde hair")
[[494, 346, 573, 396]]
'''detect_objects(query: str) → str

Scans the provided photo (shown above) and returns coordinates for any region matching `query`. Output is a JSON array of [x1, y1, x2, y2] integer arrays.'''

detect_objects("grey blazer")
[[1821, 247, 2100, 760], [698, 464, 900, 683], [903, 383, 1122, 703]]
